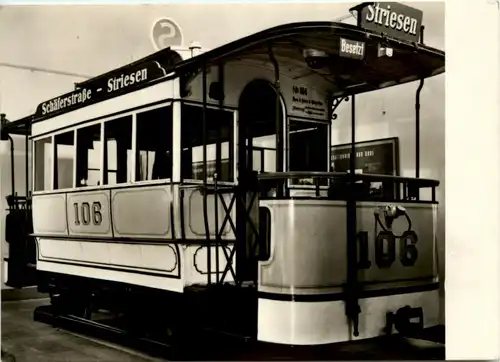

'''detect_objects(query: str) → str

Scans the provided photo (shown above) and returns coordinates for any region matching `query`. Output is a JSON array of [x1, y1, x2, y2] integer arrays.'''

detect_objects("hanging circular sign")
[[151, 18, 183, 51]]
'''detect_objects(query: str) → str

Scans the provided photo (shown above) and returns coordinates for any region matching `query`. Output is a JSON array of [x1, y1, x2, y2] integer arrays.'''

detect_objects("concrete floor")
[[1, 299, 167, 362], [2, 298, 444, 361]]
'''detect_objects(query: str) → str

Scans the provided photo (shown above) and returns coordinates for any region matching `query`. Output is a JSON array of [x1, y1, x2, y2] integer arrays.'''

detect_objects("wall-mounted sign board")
[[331, 137, 400, 199], [330, 137, 399, 176]]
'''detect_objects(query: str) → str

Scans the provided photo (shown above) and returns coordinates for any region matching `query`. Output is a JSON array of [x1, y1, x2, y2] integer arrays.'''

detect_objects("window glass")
[[181, 105, 234, 182], [34, 137, 52, 191], [136, 106, 173, 181], [76, 123, 101, 187], [103, 116, 133, 185], [251, 137, 276, 173], [54, 131, 74, 190], [288, 120, 328, 185]]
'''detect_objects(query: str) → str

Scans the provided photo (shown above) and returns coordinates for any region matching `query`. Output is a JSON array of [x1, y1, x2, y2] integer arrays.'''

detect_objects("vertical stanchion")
[[202, 65, 211, 285], [346, 94, 360, 337]]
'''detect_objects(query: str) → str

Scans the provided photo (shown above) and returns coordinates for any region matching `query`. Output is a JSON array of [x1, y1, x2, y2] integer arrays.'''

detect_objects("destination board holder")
[[35, 48, 183, 122]]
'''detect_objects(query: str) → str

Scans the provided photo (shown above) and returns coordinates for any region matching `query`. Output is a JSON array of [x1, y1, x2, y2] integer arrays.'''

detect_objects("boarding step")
[[184, 282, 258, 342]]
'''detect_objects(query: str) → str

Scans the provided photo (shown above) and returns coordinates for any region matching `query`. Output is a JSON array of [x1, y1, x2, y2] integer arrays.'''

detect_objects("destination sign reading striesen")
[[355, 2, 423, 43], [34, 50, 179, 121]]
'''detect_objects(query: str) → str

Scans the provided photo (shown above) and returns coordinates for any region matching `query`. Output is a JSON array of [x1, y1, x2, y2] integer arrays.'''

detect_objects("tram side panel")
[[67, 191, 112, 238], [32, 184, 237, 292], [257, 199, 439, 345], [355, 202, 437, 285], [33, 188, 182, 292], [177, 185, 236, 286], [32, 194, 68, 237]]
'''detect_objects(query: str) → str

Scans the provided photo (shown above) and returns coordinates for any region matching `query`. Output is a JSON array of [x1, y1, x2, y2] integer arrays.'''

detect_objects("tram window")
[[54, 131, 75, 190], [136, 106, 173, 181], [251, 139, 276, 173], [34, 137, 52, 191], [76, 123, 101, 187], [289, 120, 328, 185], [103, 116, 133, 185], [181, 105, 234, 182]]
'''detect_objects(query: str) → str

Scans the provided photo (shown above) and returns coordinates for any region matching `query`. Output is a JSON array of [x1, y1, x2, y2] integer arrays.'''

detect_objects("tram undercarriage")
[[33, 270, 443, 360]]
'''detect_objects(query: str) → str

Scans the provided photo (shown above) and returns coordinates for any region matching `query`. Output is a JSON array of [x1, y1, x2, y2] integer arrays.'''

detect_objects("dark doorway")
[[236, 79, 283, 282]]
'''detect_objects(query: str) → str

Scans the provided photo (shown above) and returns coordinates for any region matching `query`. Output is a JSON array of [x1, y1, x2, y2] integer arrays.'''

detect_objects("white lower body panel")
[[257, 289, 439, 345], [37, 260, 184, 292]]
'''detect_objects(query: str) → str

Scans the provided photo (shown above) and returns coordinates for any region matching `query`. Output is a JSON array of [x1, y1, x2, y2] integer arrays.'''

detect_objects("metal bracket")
[[331, 96, 350, 121]]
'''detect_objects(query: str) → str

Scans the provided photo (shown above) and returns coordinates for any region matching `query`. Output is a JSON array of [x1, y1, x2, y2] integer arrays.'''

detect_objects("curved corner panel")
[[33, 194, 68, 235]]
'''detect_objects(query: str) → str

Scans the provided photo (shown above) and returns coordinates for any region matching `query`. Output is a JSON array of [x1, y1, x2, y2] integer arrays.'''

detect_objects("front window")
[[181, 104, 234, 182], [288, 119, 329, 185]]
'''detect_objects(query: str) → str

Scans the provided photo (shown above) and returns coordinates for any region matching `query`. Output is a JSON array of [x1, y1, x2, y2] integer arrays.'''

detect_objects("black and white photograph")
[[0, 1, 498, 361]]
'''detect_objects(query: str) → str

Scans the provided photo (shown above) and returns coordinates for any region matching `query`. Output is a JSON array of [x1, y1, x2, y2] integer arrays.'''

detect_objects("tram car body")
[[1, 3, 444, 356]]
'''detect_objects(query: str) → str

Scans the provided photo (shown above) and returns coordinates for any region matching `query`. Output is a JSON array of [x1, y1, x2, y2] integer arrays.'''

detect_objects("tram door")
[[237, 80, 282, 282]]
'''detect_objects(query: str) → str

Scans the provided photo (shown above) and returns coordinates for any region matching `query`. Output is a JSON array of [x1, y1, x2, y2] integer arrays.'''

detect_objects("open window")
[[136, 106, 173, 181], [288, 119, 329, 186], [54, 131, 75, 190], [76, 123, 102, 187], [103, 115, 133, 185], [181, 104, 234, 182]]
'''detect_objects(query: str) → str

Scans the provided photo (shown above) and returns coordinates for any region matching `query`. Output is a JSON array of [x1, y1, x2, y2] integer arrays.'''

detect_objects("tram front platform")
[[2, 298, 444, 361]]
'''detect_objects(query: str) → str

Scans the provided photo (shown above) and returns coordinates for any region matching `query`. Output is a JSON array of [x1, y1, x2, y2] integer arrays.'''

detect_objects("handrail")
[[257, 171, 440, 187]]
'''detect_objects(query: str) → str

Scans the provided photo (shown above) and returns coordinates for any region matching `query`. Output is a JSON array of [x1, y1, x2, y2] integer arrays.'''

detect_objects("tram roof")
[[176, 21, 444, 94], [1, 20, 444, 137]]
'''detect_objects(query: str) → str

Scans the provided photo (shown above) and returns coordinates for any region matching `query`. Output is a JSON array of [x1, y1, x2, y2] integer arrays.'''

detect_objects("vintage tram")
[[1, 3, 445, 359]]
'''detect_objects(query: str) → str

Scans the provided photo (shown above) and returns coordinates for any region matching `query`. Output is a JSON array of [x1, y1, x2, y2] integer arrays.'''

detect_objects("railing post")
[[214, 173, 220, 284]]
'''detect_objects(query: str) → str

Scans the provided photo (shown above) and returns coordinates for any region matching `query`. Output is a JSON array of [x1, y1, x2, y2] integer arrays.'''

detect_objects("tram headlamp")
[[303, 48, 329, 69]]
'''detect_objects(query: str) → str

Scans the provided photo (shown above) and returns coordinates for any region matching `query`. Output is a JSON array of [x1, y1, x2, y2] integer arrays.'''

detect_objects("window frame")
[[102, 113, 134, 187], [134, 104, 175, 184], [52, 129, 76, 191], [31, 101, 173, 195], [33, 136, 54, 193], [286, 117, 331, 190], [180, 102, 237, 185], [75, 122, 103, 189]]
